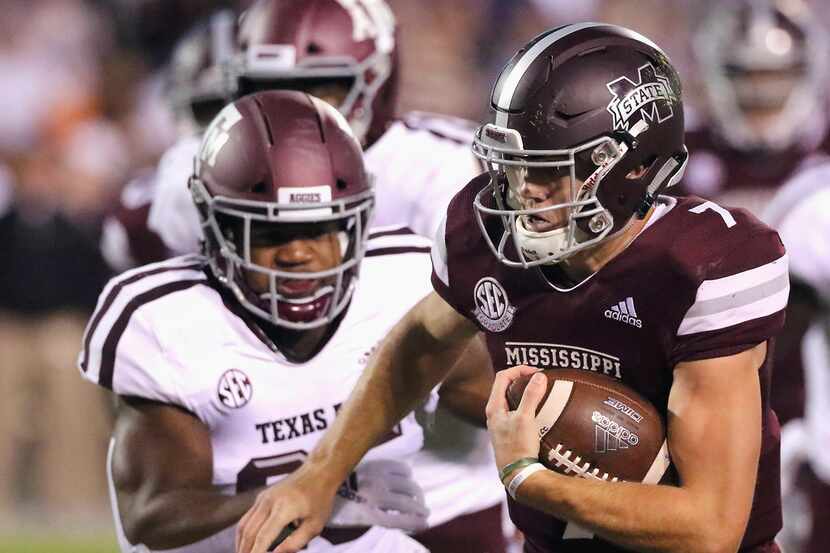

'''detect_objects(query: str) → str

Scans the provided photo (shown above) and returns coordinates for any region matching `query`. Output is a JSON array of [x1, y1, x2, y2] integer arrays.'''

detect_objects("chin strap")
[[635, 147, 689, 218]]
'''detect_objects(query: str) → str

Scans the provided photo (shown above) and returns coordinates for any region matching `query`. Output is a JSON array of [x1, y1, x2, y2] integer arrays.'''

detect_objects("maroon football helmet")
[[472, 23, 688, 267], [227, 0, 398, 146], [189, 90, 374, 330], [167, 9, 237, 132]]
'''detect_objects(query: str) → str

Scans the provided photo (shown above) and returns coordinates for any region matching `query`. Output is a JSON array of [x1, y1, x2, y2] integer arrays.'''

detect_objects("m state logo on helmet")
[[230, 0, 398, 146], [189, 90, 374, 346], [472, 23, 689, 271], [606, 62, 676, 132]]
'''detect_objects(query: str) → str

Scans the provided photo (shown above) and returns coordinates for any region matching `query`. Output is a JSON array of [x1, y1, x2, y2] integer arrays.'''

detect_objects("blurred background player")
[[678, 0, 830, 217], [142, 1, 508, 551], [764, 164, 830, 553], [100, 9, 238, 272], [82, 90, 439, 553]]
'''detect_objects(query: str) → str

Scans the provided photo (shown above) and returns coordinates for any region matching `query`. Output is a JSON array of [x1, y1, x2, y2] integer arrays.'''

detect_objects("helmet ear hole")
[[251, 181, 267, 193], [307, 43, 322, 54], [336, 178, 348, 190]]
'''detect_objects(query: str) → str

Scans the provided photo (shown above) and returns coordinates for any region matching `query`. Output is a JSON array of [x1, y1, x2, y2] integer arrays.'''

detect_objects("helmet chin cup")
[[276, 292, 334, 324], [515, 217, 569, 262]]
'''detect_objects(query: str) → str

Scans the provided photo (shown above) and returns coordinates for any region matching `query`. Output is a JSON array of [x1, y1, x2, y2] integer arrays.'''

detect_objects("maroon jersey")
[[100, 170, 169, 273], [431, 174, 789, 552]]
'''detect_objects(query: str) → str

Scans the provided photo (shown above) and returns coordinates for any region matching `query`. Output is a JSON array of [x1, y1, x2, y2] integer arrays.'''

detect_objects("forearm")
[[306, 296, 477, 486], [517, 472, 732, 553], [437, 333, 492, 427], [123, 487, 260, 549]]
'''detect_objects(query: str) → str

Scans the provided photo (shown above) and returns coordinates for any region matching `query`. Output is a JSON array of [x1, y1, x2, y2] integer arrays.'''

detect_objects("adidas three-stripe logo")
[[604, 297, 642, 328]]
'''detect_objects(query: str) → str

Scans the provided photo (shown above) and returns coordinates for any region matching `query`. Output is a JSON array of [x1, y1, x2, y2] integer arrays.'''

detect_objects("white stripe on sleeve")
[[677, 254, 789, 336], [431, 214, 449, 287]]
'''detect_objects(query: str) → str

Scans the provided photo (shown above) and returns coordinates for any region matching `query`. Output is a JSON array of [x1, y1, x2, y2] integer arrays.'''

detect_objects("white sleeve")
[[147, 136, 204, 255], [776, 187, 830, 296], [366, 118, 481, 239], [77, 259, 208, 416]]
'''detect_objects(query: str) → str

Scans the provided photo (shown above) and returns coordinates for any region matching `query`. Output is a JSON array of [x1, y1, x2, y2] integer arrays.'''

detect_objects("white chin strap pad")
[[515, 217, 568, 261]]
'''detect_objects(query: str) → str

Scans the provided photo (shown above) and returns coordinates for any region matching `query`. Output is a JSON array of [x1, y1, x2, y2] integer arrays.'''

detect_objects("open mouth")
[[523, 214, 563, 233], [275, 279, 321, 299]]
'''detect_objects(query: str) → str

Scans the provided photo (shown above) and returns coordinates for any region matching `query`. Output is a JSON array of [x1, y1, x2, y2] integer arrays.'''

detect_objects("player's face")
[[730, 68, 800, 137], [511, 162, 648, 234], [513, 169, 576, 232], [244, 222, 344, 298]]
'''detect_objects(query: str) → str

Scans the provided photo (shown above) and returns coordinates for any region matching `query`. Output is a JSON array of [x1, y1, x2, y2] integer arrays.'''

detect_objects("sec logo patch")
[[218, 369, 253, 409], [473, 277, 516, 332]]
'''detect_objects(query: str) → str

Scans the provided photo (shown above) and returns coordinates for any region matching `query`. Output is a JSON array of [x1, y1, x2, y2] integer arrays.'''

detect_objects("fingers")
[[239, 502, 305, 553], [517, 372, 547, 417], [273, 520, 323, 553], [485, 370, 512, 417], [236, 496, 271, 553], [486, 365, 540, 418], [249, 511, 297, 553]]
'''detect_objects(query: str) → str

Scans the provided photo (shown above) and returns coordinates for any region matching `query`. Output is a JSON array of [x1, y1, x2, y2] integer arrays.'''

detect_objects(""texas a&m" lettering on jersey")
[[255, 408, 329, 444]]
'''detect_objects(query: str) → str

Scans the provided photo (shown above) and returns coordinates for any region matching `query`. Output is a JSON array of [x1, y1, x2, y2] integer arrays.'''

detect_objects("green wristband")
[[499, 457, 539, 484]]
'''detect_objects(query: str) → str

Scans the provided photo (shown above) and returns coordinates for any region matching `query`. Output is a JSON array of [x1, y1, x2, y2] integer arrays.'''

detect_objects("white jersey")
[[365, 112, 483, 239], [144, 112, 503, 529], [764, 161, 830, 300], [147, 112, 483, 255], [79, 234, 435, 553]]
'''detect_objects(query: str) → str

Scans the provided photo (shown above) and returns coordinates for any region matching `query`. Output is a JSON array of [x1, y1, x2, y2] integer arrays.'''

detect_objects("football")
[[506, 369, 670, 483]]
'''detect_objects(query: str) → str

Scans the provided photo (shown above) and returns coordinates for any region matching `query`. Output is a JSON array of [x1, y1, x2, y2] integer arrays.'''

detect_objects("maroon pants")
[[414, 503, 507, 553]]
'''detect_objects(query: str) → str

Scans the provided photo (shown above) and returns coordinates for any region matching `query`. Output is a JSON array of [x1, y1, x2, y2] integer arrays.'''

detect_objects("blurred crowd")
[[1, 0, 829, 551]]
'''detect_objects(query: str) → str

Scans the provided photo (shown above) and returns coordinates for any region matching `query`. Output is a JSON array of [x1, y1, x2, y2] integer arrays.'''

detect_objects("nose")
[[273, 239, 314, 269], [518, 176, 570, 206], [517, 180, 550, 205]]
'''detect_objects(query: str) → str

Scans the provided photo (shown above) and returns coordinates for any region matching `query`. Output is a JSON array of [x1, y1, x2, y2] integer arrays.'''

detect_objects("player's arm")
[[236, 290, 480, 553], [111, 396, 260, 549], [436, 332, 494, 427], [490, 343, 766, 553]]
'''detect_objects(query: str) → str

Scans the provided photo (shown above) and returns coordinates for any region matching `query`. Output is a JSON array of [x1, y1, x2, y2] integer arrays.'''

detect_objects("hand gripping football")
[[506, 369, 670, 484]]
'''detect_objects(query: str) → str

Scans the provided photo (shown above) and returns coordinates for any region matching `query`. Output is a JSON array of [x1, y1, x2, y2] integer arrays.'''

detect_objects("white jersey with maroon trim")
[[78, 231, 434, 553], [142, 112, 503, 529], [366, 112, 483, 239]]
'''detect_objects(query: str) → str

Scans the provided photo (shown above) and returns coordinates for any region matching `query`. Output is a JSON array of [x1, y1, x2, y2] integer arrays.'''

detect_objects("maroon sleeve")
[[429, 175, 492, 320], [670, 228, 788, 365]]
